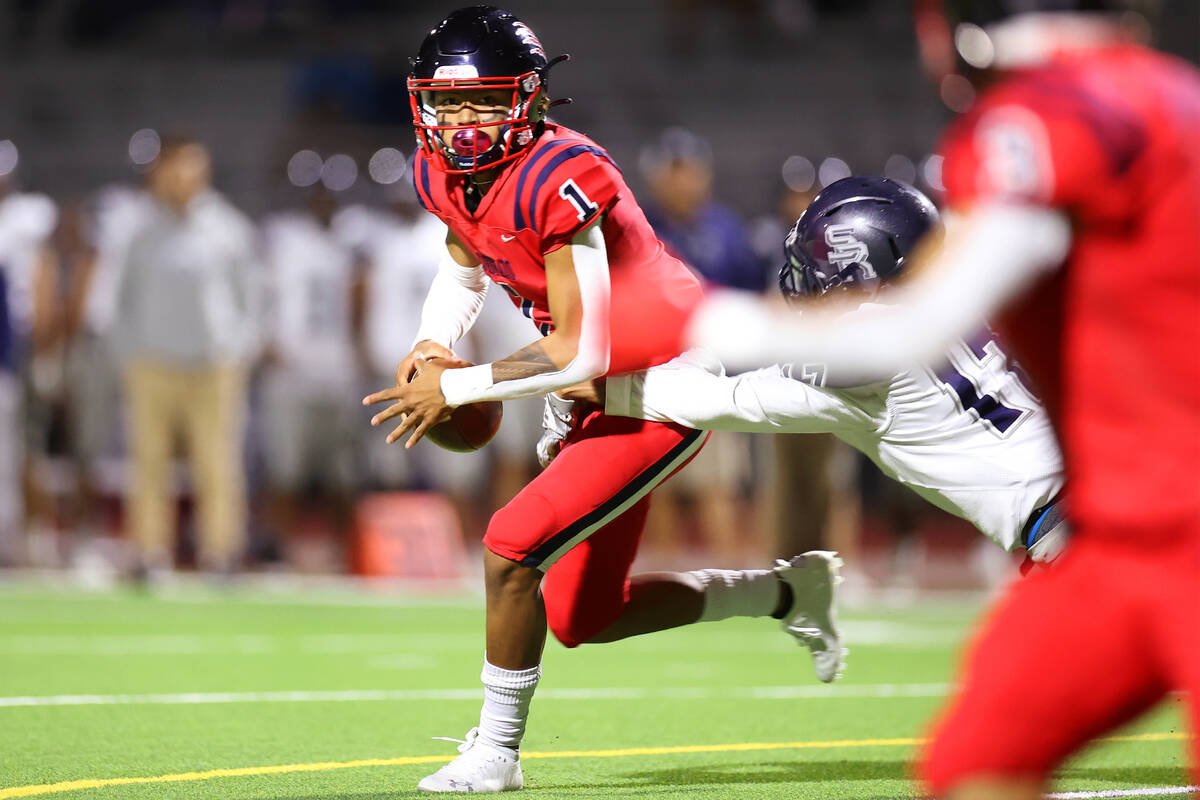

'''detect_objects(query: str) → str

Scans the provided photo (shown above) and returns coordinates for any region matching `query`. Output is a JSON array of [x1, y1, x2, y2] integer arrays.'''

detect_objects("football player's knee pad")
[[482, 493, 558, 561]]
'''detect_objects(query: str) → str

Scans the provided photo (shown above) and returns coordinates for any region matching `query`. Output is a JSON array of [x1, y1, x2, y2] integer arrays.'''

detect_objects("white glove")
[[537, 392, 575, 468]]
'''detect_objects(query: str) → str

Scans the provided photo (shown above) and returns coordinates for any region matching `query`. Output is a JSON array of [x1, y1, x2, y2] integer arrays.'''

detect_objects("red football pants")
[[921, 535, 1200, 794], [483, 409, 707, 648]]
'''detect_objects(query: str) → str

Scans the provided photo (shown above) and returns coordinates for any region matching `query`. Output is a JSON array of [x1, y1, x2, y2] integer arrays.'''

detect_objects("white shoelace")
[[432, 727, 480, 754]]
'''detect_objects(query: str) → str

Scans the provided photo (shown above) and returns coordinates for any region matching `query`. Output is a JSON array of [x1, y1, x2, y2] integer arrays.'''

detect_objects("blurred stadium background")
[[0, 0, 1195, 589], [3, 3, 1198, 799]]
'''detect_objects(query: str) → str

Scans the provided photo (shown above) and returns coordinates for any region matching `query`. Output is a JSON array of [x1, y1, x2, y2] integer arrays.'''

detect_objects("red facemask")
[[408, 72, 542, 174]]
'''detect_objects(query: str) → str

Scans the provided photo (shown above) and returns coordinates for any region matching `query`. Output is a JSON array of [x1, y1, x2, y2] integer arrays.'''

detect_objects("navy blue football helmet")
[[780, 177, 940, 302], [409, 6, 567, 174]]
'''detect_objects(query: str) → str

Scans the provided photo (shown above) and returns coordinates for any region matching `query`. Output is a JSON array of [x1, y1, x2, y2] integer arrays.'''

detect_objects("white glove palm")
[[537, 392, 575, 468]]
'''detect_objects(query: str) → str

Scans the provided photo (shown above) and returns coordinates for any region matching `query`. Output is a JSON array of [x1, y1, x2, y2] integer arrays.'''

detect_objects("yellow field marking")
[[0, 732, 1186, 799], [1103, 732, 1189, 744]]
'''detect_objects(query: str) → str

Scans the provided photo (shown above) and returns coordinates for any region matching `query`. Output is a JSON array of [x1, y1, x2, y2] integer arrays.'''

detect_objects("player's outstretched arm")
[[604, 351, 854, 434], [688, 204, 1071, 381]]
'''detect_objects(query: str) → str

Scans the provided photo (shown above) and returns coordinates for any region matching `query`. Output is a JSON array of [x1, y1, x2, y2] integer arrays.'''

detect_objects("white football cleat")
[[774, 551, 845, 683], [418, 728, 523, 793]]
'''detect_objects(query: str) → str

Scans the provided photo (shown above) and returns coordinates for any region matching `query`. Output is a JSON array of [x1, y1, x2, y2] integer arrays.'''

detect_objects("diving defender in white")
[[545, 177, 1068, 564]]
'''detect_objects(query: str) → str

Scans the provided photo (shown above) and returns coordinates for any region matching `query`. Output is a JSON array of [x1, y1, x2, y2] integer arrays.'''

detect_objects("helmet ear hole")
[[527, 92, 552, 126]]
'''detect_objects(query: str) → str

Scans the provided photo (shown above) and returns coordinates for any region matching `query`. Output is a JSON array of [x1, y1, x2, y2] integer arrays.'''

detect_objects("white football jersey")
[[360, 210, 487, 377], [86, 185, 155, 334], [606, 335, 1064, 551], [262, 210, 358, 382], [0, 192, 57, 333]]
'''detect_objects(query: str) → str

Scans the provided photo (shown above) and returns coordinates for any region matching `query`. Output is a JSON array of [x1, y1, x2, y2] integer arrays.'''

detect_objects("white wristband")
[[439, 364, 494, 408]]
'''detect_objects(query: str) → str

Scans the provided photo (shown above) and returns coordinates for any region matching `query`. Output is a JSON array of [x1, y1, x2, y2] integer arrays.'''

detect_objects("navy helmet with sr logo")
[[779, 176, 940, 301], [408, 6, 568, 174]]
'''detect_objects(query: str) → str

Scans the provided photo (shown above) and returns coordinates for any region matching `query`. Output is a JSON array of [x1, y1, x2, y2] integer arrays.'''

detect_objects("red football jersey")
[[938, 45, 1200, 542], [412, 123, 703, 375]]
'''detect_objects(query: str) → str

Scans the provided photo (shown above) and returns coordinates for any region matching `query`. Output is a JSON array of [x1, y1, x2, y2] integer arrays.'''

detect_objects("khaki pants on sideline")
[[124, 361, 247, 568]]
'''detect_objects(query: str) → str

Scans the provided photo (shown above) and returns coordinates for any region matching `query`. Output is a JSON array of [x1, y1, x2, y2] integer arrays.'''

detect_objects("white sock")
[[688, 569, 780, 622], [477, 657, 541, 753]]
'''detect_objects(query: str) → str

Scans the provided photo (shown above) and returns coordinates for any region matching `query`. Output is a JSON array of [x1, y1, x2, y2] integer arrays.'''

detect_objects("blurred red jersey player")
[[683, 0, 1200, 796], [917, 4, 1200, 796], [364, 6, 844, 794]]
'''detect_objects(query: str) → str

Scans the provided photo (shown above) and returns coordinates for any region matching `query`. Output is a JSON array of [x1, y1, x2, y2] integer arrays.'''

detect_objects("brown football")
[[423, 359, 503, 452]]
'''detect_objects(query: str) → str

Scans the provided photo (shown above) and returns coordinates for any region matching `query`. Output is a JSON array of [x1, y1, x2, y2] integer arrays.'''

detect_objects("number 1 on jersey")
[[558, 179, 599, 221]]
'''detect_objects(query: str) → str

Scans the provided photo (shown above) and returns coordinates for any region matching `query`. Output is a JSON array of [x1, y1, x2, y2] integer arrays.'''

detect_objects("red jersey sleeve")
[[940, 82, 1146, 223], [530, 148, 623, 253]]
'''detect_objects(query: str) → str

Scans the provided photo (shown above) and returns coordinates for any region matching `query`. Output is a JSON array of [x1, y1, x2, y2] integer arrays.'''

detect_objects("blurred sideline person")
[[750, 179, 860, 568], [258, 186, 362, 558], [639, 128, 767, 563], [550, 178, 1067, 569], [109, 137, 260, 578], [357, 179, 488, 531], [364, 7, 842, 792], [50, 203, 100, 544], [684, 3, 1200, 796], [359, 179, 542, 531], [64, 182, 155, 542], [641, 128, 768, 292], [0, 166, 58, 564], [469, 284, 546, 514]]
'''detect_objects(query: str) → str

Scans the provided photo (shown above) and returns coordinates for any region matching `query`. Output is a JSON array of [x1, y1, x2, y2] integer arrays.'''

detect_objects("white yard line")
[[1046, 787, 1199, 798], [0, 634, 280, 655], [0, 632, 480, 655], [0, 621, 957, 656], [0, 682, 953, 708]]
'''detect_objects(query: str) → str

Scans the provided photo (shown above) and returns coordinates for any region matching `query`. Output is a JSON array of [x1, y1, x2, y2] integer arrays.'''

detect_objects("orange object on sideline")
[[352, 492, 467, 579]]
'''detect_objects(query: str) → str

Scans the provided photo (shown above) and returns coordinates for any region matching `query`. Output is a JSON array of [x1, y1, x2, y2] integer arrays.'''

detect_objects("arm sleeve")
[[439, 217, 611, 406], [535, 152, 623, 253], [411, 251, 489, 350], [605, 351, 856, 434], [688, 203, 1072, 381]]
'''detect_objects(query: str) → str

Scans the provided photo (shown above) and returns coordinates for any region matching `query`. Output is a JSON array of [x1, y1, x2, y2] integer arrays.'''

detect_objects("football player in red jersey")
[[363, 7, 843, 793], [686, 1, 1200, 797]]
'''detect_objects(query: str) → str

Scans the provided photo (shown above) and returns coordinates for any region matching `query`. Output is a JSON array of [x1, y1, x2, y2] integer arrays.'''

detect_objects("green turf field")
[[0, 580, 1189, 799]]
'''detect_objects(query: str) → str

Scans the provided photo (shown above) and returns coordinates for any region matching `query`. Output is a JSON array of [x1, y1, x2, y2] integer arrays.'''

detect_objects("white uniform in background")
[[87, 185, 155, 336], [69, 185, 157, 485], [0, 191, 54, 559], [260, 210, 361, 492], [358, 209, 462, 374], [605, 333, 1064, 552], [0, 191, 57, 334], [469, 274, 550, 470], [357, 207, 486, 494]]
